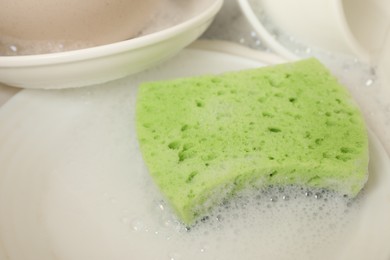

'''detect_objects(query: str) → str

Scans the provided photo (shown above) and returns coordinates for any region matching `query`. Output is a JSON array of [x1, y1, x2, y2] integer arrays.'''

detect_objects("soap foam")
[[141, 183, 362, 260]]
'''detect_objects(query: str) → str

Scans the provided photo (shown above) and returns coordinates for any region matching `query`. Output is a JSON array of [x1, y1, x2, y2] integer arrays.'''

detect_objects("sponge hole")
[[195, 100, 204, 107], [186, 171, 198, 183], [181, 124, 189, 132], [268, 127, 281, 133], [262, 112, 273, 118], [288, 97, 297, 103], [178, 150, 195, 162], [340, 147, 354, 154], [168, 141, 180, 150]]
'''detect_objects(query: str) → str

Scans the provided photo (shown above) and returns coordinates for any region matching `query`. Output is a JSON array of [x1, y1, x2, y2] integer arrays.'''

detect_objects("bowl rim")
[[0, 0, 223, 67], [237, 0, 298, 61], [238, 0, 371, 62]]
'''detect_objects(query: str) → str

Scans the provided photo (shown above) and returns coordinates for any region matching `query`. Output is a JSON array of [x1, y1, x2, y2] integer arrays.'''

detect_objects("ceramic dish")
[[0, 43, 389, 259], [238, 0, 390, 64], [0, 0, 222, 89], [239, 0, 390, 63], [237, 0, 299, 61]]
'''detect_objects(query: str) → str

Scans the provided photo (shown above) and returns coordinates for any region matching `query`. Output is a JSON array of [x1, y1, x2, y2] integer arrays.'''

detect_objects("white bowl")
[[0, 0, 223, 89], [0, 0, 160, 52], [238, 0, 390, 63]]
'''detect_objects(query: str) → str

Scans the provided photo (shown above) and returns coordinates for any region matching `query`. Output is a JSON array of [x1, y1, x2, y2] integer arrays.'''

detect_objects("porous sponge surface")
[[136, 58, 368, 225]]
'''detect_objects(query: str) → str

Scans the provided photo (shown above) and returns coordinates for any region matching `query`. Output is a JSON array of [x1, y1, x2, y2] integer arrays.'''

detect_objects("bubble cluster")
[[0, 35, 94, 55], [141, 184, 362, 260]]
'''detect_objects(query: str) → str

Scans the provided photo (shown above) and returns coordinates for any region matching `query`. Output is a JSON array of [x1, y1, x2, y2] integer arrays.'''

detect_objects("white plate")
[[0, 0, 222, 89], [0, 46, 389, 260]]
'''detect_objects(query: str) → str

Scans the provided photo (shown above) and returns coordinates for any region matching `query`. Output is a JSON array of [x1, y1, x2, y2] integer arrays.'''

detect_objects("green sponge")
[[136, 58, 369, 225]]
